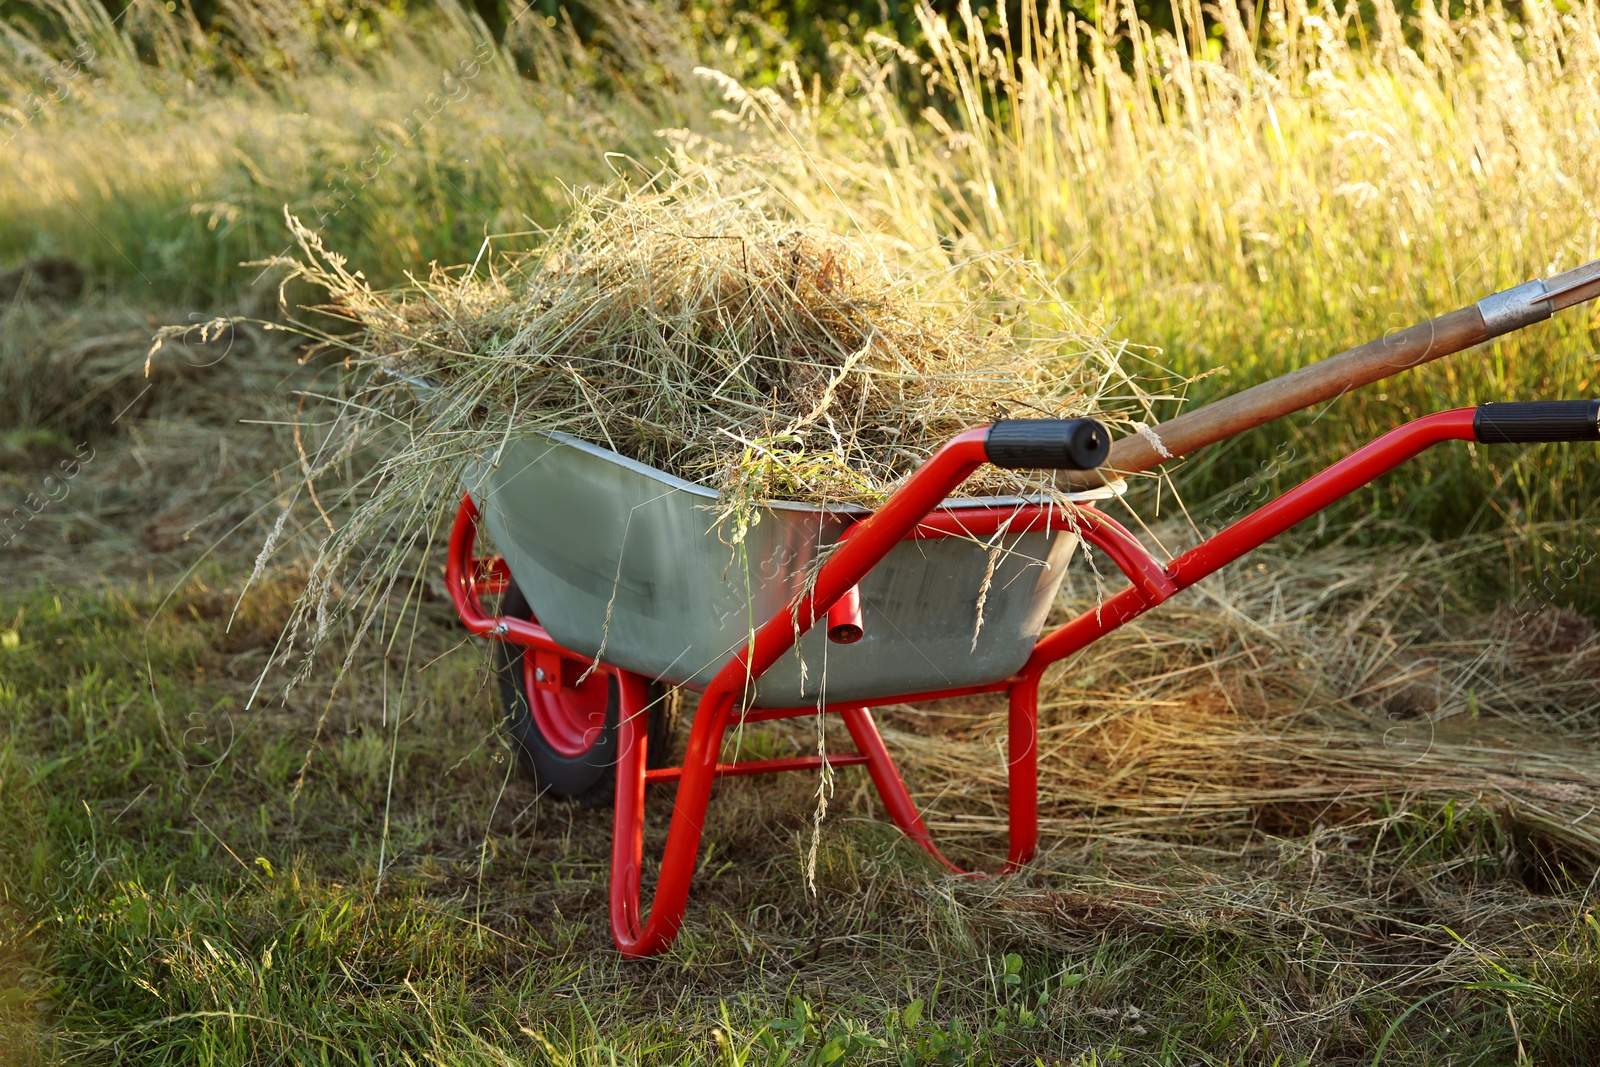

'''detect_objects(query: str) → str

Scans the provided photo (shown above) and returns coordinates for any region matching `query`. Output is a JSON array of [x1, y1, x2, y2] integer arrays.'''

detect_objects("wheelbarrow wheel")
[[494, 580, 680, 803]]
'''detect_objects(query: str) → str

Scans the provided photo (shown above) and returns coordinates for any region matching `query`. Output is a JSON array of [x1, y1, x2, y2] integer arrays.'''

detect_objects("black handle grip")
[[1474, 400, 1600, 443], [985, 418, 1111, 470]]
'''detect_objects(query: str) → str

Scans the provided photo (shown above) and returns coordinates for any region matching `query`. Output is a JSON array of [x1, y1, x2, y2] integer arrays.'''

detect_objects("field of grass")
[[3, 0, 1600, 1062]]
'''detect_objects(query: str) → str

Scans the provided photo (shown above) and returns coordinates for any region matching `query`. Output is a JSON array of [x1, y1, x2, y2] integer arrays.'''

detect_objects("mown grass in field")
[[4, 538, 1600, 1063]]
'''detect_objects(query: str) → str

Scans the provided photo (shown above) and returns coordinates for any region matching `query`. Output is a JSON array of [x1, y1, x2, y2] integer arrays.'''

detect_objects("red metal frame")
[[446, 409, 1478, 957]]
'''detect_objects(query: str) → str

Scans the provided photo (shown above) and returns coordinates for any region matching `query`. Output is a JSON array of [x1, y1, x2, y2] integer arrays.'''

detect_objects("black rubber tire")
[[494, 580, 679, 803]]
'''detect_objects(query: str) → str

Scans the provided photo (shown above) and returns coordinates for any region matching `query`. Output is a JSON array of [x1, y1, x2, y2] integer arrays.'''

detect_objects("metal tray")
[[472, 434, 1120, 708]]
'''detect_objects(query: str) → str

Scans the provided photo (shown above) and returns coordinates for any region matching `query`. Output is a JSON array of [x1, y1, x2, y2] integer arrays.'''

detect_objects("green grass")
[[3, 576, 1598, 1064], [0, 0, 699, 304]]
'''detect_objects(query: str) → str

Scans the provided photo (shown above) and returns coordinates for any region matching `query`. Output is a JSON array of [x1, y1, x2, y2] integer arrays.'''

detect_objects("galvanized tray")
[[472, 433, 1121, 708]]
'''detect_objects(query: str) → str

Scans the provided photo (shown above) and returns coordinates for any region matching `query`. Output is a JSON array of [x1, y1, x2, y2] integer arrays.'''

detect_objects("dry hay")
[[275, 178, 1118, 503], [864, 529, 1600, 874], [238, 172, 1131, 683], [740, 530, 1600, 1029]]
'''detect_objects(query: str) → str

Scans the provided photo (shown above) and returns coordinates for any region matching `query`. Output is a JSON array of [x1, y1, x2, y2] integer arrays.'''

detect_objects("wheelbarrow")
[[446, 260, 1600, 958]]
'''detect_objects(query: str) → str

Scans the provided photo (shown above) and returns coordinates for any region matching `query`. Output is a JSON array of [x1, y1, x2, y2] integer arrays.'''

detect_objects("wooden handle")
[[1063, 259, 1600, 490], [1064, 305, 1490, 489]]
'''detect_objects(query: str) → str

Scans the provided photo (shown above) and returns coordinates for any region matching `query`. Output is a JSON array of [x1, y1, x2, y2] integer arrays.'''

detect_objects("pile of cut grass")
[[253, 171, 1128, 685], [899, 528, 1600, 863], [275, 179, 1117, 502]]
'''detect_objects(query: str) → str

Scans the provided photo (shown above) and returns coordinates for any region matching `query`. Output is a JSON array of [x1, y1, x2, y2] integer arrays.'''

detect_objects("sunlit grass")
[[5, 0, 1598, 555], [819, 0, 1600, 545]]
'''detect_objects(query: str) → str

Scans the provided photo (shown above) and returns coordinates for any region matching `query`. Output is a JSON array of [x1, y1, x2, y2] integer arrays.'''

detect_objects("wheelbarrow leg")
[[838, 705, 961, 874], [609, 670, 654, 942], [609, 679, 735, 958], [1004, 668, 1042, 871], [838, 679, 1041, 876], [613, 688, 1036, 953]]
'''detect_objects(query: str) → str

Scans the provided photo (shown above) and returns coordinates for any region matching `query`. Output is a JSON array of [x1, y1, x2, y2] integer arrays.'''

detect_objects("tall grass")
[[822, 0, 1600, 546], [0, 0, 702, 302], [4, 0, 1598, 558]]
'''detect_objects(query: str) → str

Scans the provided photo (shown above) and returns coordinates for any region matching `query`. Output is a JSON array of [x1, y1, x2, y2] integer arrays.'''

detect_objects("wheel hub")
[[523, 653, 610, 757]]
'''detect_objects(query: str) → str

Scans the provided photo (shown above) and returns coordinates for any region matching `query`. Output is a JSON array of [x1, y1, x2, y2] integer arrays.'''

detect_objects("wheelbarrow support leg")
[[837, 679, 1042, 874], [838, 705, 962, 873], [610, 669, 655, 942], [831, 680, 1042, 875], [1005, 669, 1042, 870], [611, 684, 739, 957]]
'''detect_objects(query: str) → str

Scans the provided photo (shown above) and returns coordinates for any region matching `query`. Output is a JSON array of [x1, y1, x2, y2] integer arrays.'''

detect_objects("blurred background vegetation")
[[2, 0, 1597, 580]]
